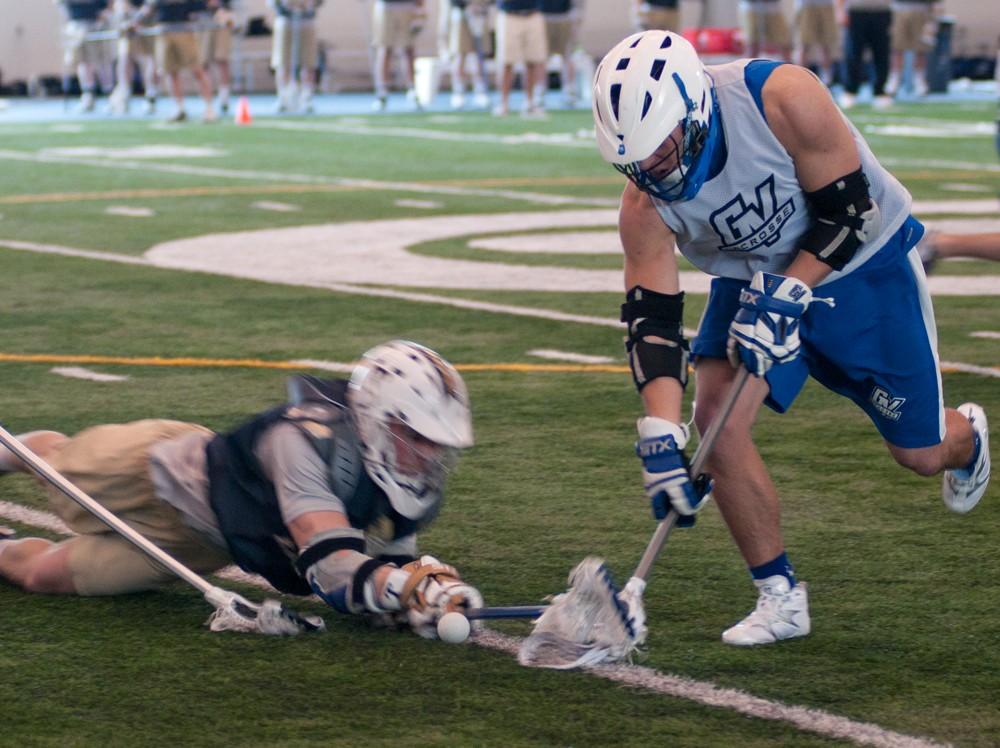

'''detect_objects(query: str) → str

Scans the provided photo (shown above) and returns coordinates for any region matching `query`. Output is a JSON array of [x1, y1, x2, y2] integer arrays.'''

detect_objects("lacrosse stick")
[[515, 367, 752, 668], [0, 424, 324, 636]]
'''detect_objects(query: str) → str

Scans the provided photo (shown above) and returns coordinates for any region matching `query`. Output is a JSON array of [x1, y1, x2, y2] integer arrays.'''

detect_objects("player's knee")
[[21, 430, 68, 458]]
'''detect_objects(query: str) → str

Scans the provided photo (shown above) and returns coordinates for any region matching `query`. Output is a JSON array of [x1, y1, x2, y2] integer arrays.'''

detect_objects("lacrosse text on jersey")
[[710, 176, 796, 253]]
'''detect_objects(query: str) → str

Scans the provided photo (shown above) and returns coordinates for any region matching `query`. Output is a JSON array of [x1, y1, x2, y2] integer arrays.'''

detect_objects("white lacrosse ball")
[[437, 611, 471, 644]]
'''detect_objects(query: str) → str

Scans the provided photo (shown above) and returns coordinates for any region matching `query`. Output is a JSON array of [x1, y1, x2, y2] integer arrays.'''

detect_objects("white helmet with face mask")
[[348, 341, 473, 520], [592, 30, 716, 203]]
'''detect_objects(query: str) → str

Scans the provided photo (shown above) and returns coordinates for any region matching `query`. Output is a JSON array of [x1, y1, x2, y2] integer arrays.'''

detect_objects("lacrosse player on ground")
[[0, 341, 483, 639], [592, 31, 991, 646]]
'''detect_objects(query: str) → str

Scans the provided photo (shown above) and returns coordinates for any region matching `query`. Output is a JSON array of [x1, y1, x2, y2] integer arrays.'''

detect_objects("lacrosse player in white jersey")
[[592, 31, 991, 646], [0, 341, 483, 640]]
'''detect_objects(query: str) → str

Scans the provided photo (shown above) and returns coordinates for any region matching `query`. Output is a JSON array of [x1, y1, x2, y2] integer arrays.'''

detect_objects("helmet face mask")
[[348, 341, 473, 520], [593, 31, 715, 203]]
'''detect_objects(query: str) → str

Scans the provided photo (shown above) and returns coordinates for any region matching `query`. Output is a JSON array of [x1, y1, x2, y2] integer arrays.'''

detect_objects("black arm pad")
[[799, 167, 879, 271]]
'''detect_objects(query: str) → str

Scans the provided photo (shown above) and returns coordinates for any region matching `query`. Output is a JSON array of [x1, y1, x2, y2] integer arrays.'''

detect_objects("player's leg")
[[690, 278, 814, 646], [0, 431, 68, 473], [0, 536, 77, 593]]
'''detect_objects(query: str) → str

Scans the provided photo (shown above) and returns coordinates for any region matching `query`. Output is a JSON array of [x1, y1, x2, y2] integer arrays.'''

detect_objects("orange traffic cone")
[[234, 96, 252, 125]]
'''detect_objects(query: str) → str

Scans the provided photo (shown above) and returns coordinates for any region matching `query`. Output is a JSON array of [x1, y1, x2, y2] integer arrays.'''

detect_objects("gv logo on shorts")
[[710, 175, 795, 253], [871, 386, 906, 421]]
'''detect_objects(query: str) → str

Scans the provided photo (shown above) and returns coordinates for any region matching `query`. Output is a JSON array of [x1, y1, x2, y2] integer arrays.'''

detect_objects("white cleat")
[[943, 403, 990, 514], [722, 575, 811, 646]]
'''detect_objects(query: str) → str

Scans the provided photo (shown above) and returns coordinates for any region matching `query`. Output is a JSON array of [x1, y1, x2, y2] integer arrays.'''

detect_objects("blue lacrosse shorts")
[[691, 215, 946, 449]]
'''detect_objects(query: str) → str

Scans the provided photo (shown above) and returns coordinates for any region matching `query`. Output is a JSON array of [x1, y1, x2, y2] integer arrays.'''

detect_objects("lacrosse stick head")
[[518, 557, 647, 669], [204, 589, 326, 636]]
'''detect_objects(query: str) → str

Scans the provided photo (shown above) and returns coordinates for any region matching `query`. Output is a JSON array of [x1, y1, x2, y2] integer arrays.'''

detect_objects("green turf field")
[[0, 99, 997, 747]]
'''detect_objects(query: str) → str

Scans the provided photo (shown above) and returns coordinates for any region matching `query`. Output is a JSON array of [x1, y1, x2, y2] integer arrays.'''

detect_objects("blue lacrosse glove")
[[636, 417, 713, 527], [726, 271, 830, 377]]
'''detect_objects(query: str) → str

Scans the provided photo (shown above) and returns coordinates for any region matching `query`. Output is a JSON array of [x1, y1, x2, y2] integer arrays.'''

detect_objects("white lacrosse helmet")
[[348, 341, 473, 520], [593, 30, 715, 202]]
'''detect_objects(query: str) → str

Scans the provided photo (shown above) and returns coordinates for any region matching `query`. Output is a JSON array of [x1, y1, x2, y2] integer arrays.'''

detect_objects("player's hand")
[[726, 271, 821, 377], [636, 417, 711, 524], [399, 556, 483, 638]]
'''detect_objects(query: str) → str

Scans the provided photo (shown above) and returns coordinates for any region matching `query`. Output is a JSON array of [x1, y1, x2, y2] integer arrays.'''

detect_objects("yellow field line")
[[2, 352, 995, 377], [0, 352, 629, 374], [0, 175, 621, 206]]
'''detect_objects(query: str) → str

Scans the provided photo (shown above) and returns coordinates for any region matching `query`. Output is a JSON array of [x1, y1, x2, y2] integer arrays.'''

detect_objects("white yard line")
[[970, 331, 1000, 340], [940, 361, 1000, 378], [251, 201, 302, 212], [0, 498, 950, 748], [527, 349, 617, 364], [105, 206, 155, 217], [50, 366, 130, 382], [0, 148, 617, 209]]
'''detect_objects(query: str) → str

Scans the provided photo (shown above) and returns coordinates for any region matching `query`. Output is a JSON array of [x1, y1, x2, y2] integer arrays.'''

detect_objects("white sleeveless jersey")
[[652, 60, 911, 285]]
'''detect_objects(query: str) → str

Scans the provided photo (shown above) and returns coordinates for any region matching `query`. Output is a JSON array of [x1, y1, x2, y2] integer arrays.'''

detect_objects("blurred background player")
[[56, 0, 112, 113], [269, 0, 323, 114], [137, 0, 218, 122], [794, 0, 841, 86], [886, 0, 938, 98], [200, 0, 236, 114], [540, 0, 583, 109], [836, 0, 893, 108], [740, 0, 792, 60], [632, 0, 679, 33], [494, 0, 547, 117], [448, 0, 492, 110], [109, 0, 160, 115], [370, 0, 423, 111], [916, 230, 1000, 273]]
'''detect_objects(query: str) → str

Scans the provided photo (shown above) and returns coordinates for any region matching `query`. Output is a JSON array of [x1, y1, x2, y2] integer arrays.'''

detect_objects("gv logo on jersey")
[[871, 387, 906, 421], [710, 175, 795, 252]]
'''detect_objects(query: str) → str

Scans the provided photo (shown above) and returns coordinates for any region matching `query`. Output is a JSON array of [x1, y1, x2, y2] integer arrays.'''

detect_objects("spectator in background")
[[138, 0, 217, 122], [370, 0, 424, 111], [886, 0, 937, 97], [794, 0, 841, 86], [632, 0, 679, 33], [110, 0, 160, 115], [200, 0, 236, 114], [448, 0, 492, 110], [494, 0, 547, 117], [540, 0, 583, 108], [269, 0, 324, 114], [740, 0, 792, 60], [56, 0, 112, 112], [836, 0, 893, 109]]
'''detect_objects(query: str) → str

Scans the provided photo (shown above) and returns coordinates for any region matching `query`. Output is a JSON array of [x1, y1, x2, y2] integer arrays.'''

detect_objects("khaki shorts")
[[200, 27, 232, 65], [544, 16, 576, 56], [156, 31, 200, 75], [63, 21, 112, 68], [130, 31, 156, 59], [449, 6, 492, 57], [372, 2, 418, 49], [742, 7, 791, 50], [271, 16, 319, 69], [891, 8, 933, 51], [795, 4, 839, 55], [46, 420, 230, 596], [636, 6, 679, 32], [496, 11, 548, 67]]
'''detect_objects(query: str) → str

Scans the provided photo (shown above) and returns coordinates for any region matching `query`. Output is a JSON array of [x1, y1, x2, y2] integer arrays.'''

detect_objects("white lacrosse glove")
[[399, 555, 484, 639], [726, 271, 833, 376], [636, 417, 707, 525]]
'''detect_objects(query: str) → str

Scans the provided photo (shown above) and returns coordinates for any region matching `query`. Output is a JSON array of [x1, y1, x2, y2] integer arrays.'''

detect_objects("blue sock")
[[750, 551, 797, 588]]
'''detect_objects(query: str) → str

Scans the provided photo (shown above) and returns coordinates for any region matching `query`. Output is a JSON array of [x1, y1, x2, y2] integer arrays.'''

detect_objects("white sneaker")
[[872, 95, 893, 110], [405, 88, 422, 110], [837, 92, 855, 110], [78, 91, 96, 113], [450, 92, 465, 109], [473, 91, 490, 109], [722, 576, 811, 646], [943, 403, 990, 514], [372, 95, 387, 112], [885, 71, 899, 96]]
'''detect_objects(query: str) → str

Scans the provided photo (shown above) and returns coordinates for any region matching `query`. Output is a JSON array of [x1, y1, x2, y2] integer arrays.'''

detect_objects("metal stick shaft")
[[465, 605, 546, 620], [631, 367, 751, 582], [0, 424, 214, 597]]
